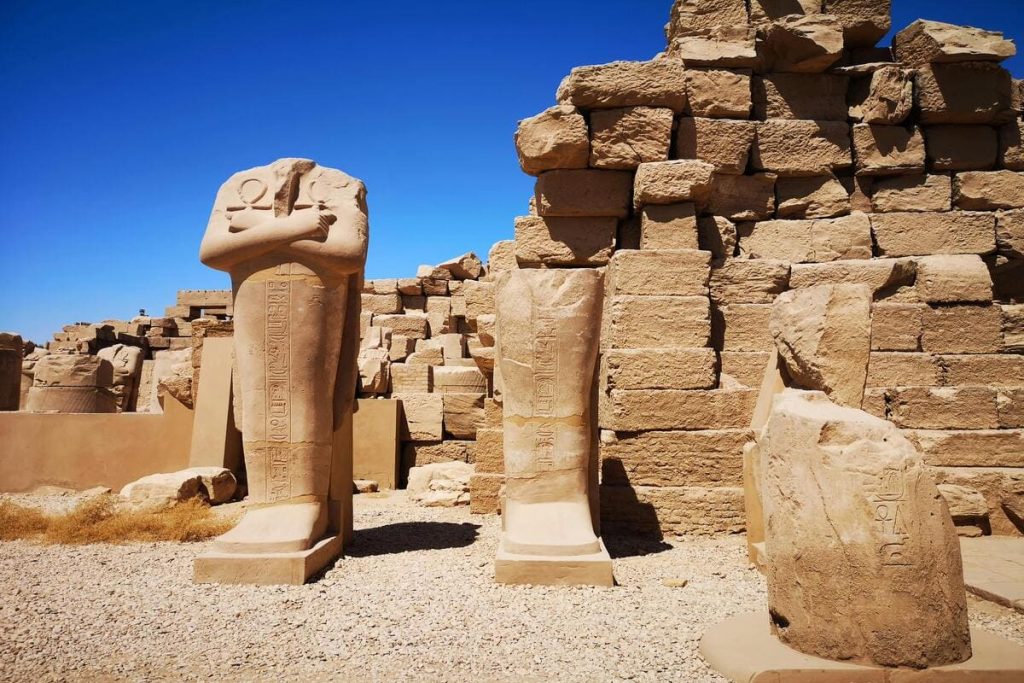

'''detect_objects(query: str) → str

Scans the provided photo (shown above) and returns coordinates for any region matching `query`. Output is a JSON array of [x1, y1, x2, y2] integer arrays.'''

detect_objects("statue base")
[[494, 538, 614, 587], [700, 611, 1024, 682], [193, 534, 342, 586]]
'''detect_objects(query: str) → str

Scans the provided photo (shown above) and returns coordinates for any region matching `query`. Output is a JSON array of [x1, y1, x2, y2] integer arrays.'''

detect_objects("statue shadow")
[[599, 458, 673, 559], [344, 521, 481, 557]]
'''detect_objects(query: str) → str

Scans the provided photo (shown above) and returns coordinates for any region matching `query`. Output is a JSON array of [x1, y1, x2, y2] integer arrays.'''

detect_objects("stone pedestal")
[[194, 534, 343, 586], [493, 268, 613, 587], [701, 612, 1024, 683]]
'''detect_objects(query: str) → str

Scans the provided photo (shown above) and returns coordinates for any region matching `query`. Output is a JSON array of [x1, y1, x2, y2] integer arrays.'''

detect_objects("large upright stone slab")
[[494, 268, 612, 587], [194, 158, 367, 585], [0, 333, 23, 411], [762, 390, 971, 668], [24, 354, 117, 414], [770, 284, 871, 408]]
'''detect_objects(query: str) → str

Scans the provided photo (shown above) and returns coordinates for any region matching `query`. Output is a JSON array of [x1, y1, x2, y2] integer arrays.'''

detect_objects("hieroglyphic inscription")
[[870, 467, 912, 566], [266, 272, 291, 501], [533, 307, 558, 468]]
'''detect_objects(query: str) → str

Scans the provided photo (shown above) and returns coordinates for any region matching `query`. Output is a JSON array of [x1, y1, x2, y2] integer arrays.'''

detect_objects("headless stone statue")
[[197, 158, 366, 568], [493, 268, 612, 586]]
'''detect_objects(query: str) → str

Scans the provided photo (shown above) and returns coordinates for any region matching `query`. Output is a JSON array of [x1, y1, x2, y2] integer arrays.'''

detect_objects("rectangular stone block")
[[372, 313, 429, 340], [707, 173, 776, 221], [1000, 119, 1024, 170], [915, 254, 993, 304], [425, 297, 452, 336], [395, 393, 444, 441], [634, 160, 714, 208], [600, 429, 753, 487], [697, 215, 737, 260], [712, 304, 774, 352], [389, 363, 431, 393], [432, 366, 487, 394], [790, 258, 915, 294], [605, 348, 717, 391], [473, 427, 504, 474], [462, 280, 494, 320], [930, 466, 1024, 535], [600, 484, 745, 536], [752, 73, 849, 121], [1004, 304, 1024, 353], [403, 440, 474, 468], [752, 120, 852, 177], [942, 354, 1024, 388], [997, 387, 1024, 428], [534, 169, 633, 218], [924, 125, 998, 172], [871, 303, 924, 351], [915, 62, 1014, 125], [998, 209, 1024, 259], [609, 249, 710, 297], [513, 215, 617, 267], [906, 429, 1024, 467], [607, 296, 711, 349], [685, 68, 752, 119], [738, 214, 872, 263], [556, 59, 688, 112], [870, 212, 997, 256], [823, 0, 891, 48], [954, 170, 1024, 211], [720, 351, 772, 388], [589, 106, 673, 170], [442, 392, 484, 439], [640, 203, 699, 250], [921, 305, 1003, 354], [852, 123, 926, 176], [865, 352, 943, 387], [602, 388, 757, 431], [870, 174, 951, 212], [675, 118, 755, 174], [709, 260, 790, 304], [888, 386, 999, 429], [775, 175, 850, 219], [469, 473, 502, 514]]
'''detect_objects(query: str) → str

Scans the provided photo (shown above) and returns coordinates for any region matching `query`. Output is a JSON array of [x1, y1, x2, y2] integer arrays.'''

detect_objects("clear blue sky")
[[1, 1, 1022, 343]]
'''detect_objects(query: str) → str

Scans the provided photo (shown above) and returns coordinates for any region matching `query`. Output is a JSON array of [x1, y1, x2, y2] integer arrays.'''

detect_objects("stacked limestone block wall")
[[504, 0, 1024, 538]]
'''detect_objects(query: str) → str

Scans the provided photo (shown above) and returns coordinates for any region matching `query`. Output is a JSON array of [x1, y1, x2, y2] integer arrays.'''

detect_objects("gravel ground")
[[2, 491, 1022, 683]]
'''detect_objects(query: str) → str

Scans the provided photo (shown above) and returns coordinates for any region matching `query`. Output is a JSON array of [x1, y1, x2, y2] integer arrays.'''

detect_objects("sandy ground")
[[2, 491, 1022, 683]]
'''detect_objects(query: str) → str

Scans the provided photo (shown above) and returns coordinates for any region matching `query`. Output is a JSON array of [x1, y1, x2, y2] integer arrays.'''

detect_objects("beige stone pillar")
[[493, 268, 612, 586]]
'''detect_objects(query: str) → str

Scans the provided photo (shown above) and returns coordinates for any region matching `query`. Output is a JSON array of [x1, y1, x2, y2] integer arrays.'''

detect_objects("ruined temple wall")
[[507, 0, 1024, 537]]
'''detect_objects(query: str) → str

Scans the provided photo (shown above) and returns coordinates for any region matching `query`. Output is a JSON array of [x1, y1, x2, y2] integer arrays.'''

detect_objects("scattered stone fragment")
[[407, 461, 474, 507], [759, 15, 845, 73], [848, 66, 913, 124], [894, 19, 1016, 68], [514, 106, 589, 176]]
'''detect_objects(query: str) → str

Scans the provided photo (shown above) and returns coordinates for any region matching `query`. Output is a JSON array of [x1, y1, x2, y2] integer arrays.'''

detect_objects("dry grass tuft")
[[0, 495, 238, 544]]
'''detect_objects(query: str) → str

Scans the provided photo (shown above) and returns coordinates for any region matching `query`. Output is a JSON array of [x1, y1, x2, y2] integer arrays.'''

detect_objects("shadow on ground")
[[604, 534, 673, 559], [346, 521, 481, 557]]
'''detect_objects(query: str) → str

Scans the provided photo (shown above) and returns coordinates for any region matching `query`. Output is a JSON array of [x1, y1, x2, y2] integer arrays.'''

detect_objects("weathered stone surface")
[[666, 0, 748, 39], [600, 484, 744, 536], [937, 484, 989, 523], [121, 467, 236, 506], [514, 106, 589, 176], [671, 26, 757, 68], [771, 284, 872, 407], [395, 392, 444, 440], [866, 352, 943, 388], [390, 363, 431, 393], [871, 303, 924, 351], [697, 215, 737, 260], [720, 350, 772, 387], [95, 344, 143, 411], [534, 169, 632, 218], [360, 292, 402, 315], [924, 125, 998, 172], [921, 305, 1003, 354], [605, 349, 717, 391], [513, 215, 616, 267], [739, 213, 872, 263], [708, 174, 776, 221], [931, 467, 1024, 536], [589, 107, 673, 170], [602, 389, 756, 431], [871, 212, 996, 256], [915, 62, 1014, 125], [848, 66, 914, 125], [914, 254, 993, 304], [888, 386, 1000, 429], [609, 250, 710, 297], [432, 366, 487, 394], [752, 120, 851, 176], [870, 174, 951, 212], [437, 252, 483, 280], [907, 429, 1024, 467], [749, 0, 819, 25], [33, 354, 112, 387], [823, 0, 891, 47], [852, 124, 925, 176], [713, 304, 774, 351], [487, 241, 517, 274], [373, 313, 429, 340], [762, 389, 970, 668], [442, 392, 484, 440], [790, 258, 915, 294], [752, 73, 848, 121], [608, 296, 710, 349], [894, 19, 1016, 68], [639, 203, 698, 250], [942, 353, 1024, 390], [709, 259, 790, 304], [468, 473, 502, 514], [407, 461, 473, 507], [954, 170, 1024, 210], [685, 69, 752, 119], [600, 428, 751, 487], [556, 60, 688, 112], [759, 15, 844, 73], [633, 160, 715, 208], [357, 348, 390, 394], [675, 118, 755, 174], [1004, 304, 1024, 353], [1001, 120, 1024, 171], [775, 175, 850, 219]]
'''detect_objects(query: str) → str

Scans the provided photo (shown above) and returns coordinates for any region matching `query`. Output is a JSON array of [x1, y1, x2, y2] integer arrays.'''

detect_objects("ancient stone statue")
[[493, 268, 612, 586], [196, 159, 366, 580]]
